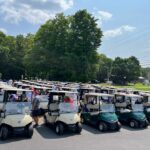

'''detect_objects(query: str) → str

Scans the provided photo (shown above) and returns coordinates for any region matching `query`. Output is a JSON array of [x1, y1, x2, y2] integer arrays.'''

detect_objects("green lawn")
[[99, 83, 150, 91]]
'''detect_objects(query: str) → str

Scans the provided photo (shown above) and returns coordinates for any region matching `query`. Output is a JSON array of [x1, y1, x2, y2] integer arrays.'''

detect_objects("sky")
[[0, 0, 150, 67]]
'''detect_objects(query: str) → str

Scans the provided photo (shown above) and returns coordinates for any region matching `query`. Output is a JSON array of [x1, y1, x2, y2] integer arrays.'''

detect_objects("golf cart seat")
[[49, 103, 59, 111], [86, 104, 99, 111], [120, 108, 131, 113], [115, 102, 127, 108]]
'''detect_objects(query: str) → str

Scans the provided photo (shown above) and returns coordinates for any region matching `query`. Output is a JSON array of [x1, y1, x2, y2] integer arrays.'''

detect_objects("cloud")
[[0, 27, 7, 34], [103, 25, 136, 38], [93, 10, 112, 26], [0, 0, 74, 24]]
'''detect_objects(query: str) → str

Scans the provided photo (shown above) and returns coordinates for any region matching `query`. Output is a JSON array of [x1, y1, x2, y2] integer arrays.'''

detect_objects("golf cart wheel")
[[116, 122, 121, 131], [25, 124, 33, 138], [98, 122, 108, 132], [142, 121, 149, 128], [80, 116, 85, 124], [76, 123, 82, 134], [129, 120, 138, 128], [0, 125, 9, 140], [55, 123, 64, 135]]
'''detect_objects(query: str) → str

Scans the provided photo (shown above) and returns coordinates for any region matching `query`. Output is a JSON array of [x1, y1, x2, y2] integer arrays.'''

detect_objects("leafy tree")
[[126, 56, 141, 82], [97, 54, 113, 82], [69, 9, 102, 82], [111, 56, 141, 85], [25, 10, 102, 82]]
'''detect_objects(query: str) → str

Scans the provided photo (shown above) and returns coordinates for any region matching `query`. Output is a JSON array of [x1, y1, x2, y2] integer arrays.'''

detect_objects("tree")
[[111, 57, 128, 85], [96, 54, 113, 82], [69, 9, 103, 82], [141, 67, 150, 81], [25, 10, 102, 82], [111, 56, 141, 85], [126, 56, 141, 82]]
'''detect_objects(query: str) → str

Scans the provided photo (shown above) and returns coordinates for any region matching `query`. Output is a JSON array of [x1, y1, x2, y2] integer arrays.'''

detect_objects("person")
[[9, 94, 18, 102], [32, 95, 40, 127]]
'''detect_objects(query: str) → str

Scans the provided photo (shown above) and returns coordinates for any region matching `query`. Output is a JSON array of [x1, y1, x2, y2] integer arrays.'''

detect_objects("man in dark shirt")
[[32, 96, 40, 127]]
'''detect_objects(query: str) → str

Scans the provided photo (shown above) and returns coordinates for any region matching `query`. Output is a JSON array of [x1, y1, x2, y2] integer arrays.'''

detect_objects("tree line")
[[0, 10, 142, 85]]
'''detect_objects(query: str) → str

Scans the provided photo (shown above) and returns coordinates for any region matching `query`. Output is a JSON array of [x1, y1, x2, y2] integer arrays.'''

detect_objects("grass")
[[99, 83, 150, 91]]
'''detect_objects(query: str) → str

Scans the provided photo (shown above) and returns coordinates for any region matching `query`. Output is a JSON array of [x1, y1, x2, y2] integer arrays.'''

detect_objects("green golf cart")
[[114, 93, 148, 128], [141, 93, 150, 122], [81, 93, 121, 132]]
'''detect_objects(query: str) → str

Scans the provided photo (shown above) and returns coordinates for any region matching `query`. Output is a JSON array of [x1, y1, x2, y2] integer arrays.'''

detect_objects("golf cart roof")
[[50, 90, 78, 94], [0, 84, 12, 89], [115, 93, 142, 98], [80, 87, 95, 90], [141, 93, 150, 97], [4, 87, 32, 92], [62, 86, 76, 89], [85, 93, 114, 97]]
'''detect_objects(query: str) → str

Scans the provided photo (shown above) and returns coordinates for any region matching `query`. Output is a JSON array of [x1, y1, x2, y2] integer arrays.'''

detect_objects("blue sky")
[[0, 0, 150, 67]]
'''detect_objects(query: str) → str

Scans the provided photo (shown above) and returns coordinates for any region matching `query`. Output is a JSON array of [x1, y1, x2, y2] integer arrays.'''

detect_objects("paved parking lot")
[[0, 123, 150, 150]]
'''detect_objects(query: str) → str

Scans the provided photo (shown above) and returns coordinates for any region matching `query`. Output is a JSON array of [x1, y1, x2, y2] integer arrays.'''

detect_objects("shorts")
[[32, 109, 41, 117]]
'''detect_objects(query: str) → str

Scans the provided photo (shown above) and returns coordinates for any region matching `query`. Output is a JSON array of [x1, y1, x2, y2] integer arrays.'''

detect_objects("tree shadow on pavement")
[[122, 125, 148, 131], [82, 124, 120, 135], [0, 135, 31, 144], [35, 123, 81, 139]]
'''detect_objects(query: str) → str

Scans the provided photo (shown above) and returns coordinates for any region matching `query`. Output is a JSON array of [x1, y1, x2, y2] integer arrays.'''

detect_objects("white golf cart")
[[0, 87, 33, 140], [44, 91, 82, 135]]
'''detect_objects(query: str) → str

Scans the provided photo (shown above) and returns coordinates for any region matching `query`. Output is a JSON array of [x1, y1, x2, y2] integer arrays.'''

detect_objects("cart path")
[[0, 123, 150, 150]]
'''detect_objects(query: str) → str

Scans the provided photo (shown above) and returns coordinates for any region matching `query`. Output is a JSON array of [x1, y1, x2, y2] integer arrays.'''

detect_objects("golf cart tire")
[[116, 123, 121, 131], [142, 121, 149, 128], [98, 122, 108, 132], [129, 120, 138, 128], [25, 124, 33, 138], [80, 116, 85, 124], [75, 123, 82, 134], [0, 125, 9, 140], [55, 123, 64, 135]]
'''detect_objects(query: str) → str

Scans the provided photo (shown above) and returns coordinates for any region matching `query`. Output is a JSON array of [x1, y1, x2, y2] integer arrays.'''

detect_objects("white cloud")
[[93, 10, 112, 26], [0, 0, 74, 24], [103, 25, 136, 38], [0, 27, 7, 34]]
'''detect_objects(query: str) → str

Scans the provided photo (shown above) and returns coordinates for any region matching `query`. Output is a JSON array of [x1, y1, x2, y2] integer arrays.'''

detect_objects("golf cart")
[[44, 91, 82, 135], [61, 87, 78, 92], [79, 87, 95, 100], [81, 93, 121, 132], [141, 93, 150, 122], [114, 93, 148, 128], [99, 87, 116, 94], [31, 86, 51, 116], [0, 87, 33, 140]]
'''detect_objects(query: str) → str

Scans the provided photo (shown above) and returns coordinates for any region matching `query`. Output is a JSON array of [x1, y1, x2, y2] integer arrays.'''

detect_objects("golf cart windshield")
[[59, 102, 78, 113], [132, 104, 143, 112], [59, 93, 78, 113], [101, 96, 114, 103], [5, 102, 32, 115], [7, 91, 32, 102], [101, 104, 115, 113], [0, 89, 4, 103], [115, 95, 124, 103], [130, 97, 142, 104], [36, 95, 48, 102], [0, 95, 4, 103]]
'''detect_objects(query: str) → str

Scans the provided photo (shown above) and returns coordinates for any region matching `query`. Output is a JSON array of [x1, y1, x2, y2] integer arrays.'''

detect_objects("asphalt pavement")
[[0, 123, 150, 150]]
